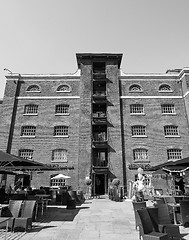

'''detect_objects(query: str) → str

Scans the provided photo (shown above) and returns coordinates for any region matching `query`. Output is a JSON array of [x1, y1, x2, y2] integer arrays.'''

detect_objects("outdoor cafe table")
[[0, 217, 11, 240]]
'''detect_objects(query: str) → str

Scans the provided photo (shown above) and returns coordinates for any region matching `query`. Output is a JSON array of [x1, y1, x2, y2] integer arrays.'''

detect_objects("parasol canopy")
[[51, 173, 71, 179], [0, 150, 54, 171]]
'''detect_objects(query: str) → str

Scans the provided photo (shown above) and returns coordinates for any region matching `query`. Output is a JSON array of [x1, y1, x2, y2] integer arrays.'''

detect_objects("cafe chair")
[[13, 200, 36, 232], [137, 208, 168, 240], [157, 204, 181, 239], [0, 200, 23, 231], [180, 200, 189, 227]]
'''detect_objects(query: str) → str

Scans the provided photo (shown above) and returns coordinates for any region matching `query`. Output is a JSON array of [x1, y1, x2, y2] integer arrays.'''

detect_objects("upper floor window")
[[133, 149, 148, 161], [19, 149, 33, 160], [164, 125, 179, 136], [24, 104, 38, 115], [161, 104, 175, 114], [21, 126, 36, 137], [55, 104, 69, 115], [130, 104, 144, 114], [26, 85, 40, 92], [159, 84, 172, 92], [54, 126, 68, 136], [131, 125, 146, 136], [167, 149, 182, 161], [129, 84, 142, 92], [56, 84, 71, 92], [52, 149, 68, 162]]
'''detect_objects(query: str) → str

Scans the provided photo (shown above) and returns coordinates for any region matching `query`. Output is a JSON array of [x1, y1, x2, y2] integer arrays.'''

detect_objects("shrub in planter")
[[85, 178, 92, 186]]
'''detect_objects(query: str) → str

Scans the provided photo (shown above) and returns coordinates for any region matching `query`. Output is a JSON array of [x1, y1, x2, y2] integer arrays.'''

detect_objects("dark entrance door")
[[95, 174, 105, 196]]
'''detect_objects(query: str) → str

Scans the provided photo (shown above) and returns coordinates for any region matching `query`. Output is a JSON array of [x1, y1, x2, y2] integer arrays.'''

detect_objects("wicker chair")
[[0, 200, 22, 231], [157, 204, 181, 239], [13, 200, 36, 232], [180, 200, 189, 227], [137, 208, 168, 240]]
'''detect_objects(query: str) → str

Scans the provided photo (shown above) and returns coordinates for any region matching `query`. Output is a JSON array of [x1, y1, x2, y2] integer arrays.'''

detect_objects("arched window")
[[159, 84, 172, 92], [26, 85, 40, 92], [21, 126, 36, 136], [129, 84, 142, 92], [164, 125, 178, 136], [131, 125, 146, 136], [54, 126, 68, 136], [167, 149, 182, 160], [56, 84, 71, 92]]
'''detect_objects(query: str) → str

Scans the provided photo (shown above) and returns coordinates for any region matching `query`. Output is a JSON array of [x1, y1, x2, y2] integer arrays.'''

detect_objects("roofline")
[[76, 53, 123, 69]]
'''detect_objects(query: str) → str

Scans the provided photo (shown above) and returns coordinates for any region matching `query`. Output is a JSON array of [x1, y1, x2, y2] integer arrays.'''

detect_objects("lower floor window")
[[50, 179, 65, 187], [52, 149, 68, 162], [167, 149, 182, 160], [133, 149, 148, 161], [19, 149, 33, 160]]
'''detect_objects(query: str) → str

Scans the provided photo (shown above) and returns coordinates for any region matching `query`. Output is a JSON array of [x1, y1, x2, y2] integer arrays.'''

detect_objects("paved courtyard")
[[1, 197, 189, 240]]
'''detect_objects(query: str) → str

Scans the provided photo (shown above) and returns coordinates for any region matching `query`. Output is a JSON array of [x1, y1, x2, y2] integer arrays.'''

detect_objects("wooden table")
[[0, 217, 11, 240], [35, 195, 50, 216]]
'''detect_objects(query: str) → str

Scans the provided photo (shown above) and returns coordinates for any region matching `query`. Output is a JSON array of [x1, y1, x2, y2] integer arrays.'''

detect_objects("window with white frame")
[[133, 149, 148, 161], [159, 84, 172, 92], [56, 84, 70, 92], [54, 126, 68, 136], [19, 149, 33, 160], [52, 149, 68, 162], [130, 104, 144, 114], [21, 126, 36, 136], [129, 84, 142, 92], [55, 104, 69, 114], [50, 178, 65, 187], [24, 104, 38, 114], [131, 125, 146, 136], [26, 85, 40, 92], [167, 149, 182, 161], [161, 104, 175, 114], [164, 125, 179, 136]]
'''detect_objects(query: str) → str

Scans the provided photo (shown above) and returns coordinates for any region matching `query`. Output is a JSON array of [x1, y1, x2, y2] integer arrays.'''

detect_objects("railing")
[[93, 91, 106, 97], [93, 158, 108, 167], [93, 132, 107, 142], [93, 72, 106, 79]]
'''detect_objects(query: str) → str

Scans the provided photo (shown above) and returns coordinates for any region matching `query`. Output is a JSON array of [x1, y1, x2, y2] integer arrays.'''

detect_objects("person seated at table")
[[18, 186, 27, 195], [37, 186, 46, 194]]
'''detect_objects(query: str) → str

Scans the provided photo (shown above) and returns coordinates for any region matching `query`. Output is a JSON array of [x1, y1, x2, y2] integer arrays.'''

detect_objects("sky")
[[0, 0, 189, 98]]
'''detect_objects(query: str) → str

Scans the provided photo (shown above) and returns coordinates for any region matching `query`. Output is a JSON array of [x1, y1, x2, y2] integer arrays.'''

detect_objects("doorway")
[[94, 174, 105, 196]]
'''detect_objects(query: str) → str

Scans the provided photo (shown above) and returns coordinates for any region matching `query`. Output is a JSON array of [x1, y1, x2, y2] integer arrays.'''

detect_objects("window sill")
[[53, 135, 69, 138], [162, 113, 176, 115], [23, 114, 38, 116], [20, 136, 36, 138], [51, 161, 68, 163], [132, 135, 148, 138], [165, 135, 180, 138], [130, 113, 145, 116], [55, 113, 70, 116], [133, 160, 150, 163]]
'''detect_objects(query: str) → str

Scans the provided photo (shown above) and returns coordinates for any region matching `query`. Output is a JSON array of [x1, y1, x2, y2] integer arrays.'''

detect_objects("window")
[[167, 149, 182, 161], [161, 104, 175, 114], [164, 126, 179, 136], [52, 149, 68, 162], [133, 149, 148, 161], [19, 149, 33, 160], [131, 125, 146, 136], [21, 126, 36, 136], [55, 104, 69, 114], [159, 84, 172, 92], [26, 85, 40, 92], [130, 104, 144, 114], [57, 84, 70, 92], [54, 126, 68, 136], [50, 178, 65, 187], [24, 104, 38, 114], [129, 84, 142, 92]]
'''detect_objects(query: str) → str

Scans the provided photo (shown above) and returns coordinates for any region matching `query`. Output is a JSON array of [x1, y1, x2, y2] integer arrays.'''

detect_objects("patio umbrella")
[[51, 173, 71, 179]]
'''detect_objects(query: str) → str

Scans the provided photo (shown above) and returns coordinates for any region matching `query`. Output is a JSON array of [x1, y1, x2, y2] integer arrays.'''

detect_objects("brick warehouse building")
[[0, 53, 189, 195]]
